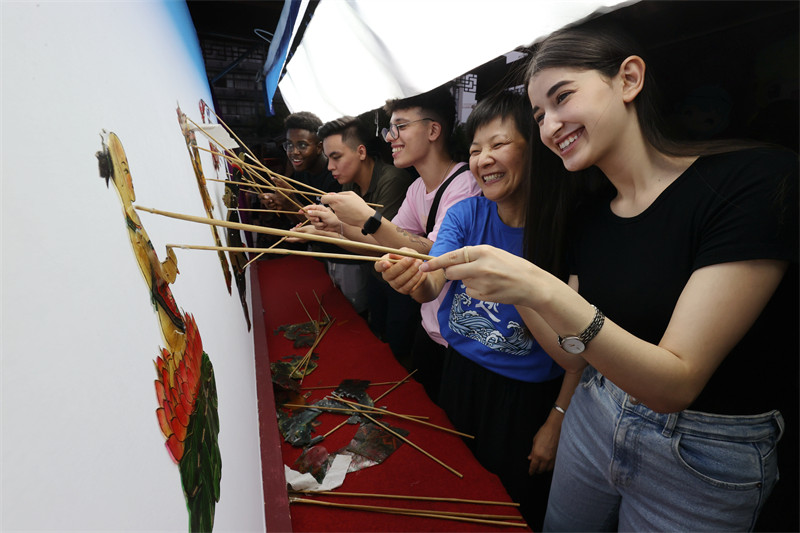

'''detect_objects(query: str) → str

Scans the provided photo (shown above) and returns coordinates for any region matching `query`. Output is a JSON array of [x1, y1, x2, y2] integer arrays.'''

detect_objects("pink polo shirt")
[[391, 163, 482, 346]]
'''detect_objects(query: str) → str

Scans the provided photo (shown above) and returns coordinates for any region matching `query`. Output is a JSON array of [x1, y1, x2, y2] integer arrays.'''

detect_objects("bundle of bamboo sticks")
[[289, 490, 527, 528]]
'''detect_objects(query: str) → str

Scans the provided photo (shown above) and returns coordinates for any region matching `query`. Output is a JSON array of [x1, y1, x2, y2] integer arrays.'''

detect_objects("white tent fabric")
[[277, 0, 635, 121]]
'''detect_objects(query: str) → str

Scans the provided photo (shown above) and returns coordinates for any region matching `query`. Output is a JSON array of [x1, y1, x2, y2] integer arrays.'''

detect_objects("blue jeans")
[[544, 367, 784, 532]]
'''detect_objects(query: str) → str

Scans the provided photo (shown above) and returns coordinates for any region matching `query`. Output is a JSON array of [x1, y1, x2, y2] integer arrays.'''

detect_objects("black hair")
[[465, 90, 533, 145], [525, 21, 764, 158], [522, 21, 773, 280], [317, 115, 369, 152], [284, 111, 323, 134], [384, 85, 457, 151]]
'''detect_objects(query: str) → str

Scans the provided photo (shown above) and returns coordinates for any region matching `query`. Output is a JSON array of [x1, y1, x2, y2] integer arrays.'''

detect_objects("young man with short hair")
[[314, 116, 416, 350], [301, 87, 482, 401], [260, 111, 340, 215]]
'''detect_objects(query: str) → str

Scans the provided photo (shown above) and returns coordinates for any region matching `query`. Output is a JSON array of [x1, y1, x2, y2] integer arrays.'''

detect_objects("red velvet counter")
[[253, 256, 530, 532]]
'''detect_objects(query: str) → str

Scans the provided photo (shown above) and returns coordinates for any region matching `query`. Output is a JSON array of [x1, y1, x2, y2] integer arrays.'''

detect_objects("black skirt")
[[438, 346, 563, 530]]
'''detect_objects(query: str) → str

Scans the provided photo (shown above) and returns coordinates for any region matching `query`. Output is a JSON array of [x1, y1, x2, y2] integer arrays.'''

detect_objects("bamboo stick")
[[332, 397, 473, 438], [239, 184, 312, 211], [295, 292, 318, 333], [322, 419, 349, 439], [282, 403, 427, 421], [240, 152, 328, 196], [209, 178, 383, 208], [301, 379, 407, 390], [314, 370, 416, 442], [189, 108, 257, 165], [290, 319, 335, 381], [375, 369, 417, 402], [190, 109, 332, 200], [185, 115, 239, 158], [290, 490, 520, 507], [312, 290, 331, 323], [356, 411, 462, 477], [167, 243, 394, 264], [195, 145, 260, 174], [135, 205, 433, 261], [288, 497, 527, 527], [241, 219, 311, 269], [231, 208, 301, 215], [209, 177, 318, 205]]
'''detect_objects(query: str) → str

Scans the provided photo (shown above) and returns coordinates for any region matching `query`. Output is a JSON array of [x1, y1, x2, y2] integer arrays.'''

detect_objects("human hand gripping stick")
[[319, 191, 375, 227], [419, 244, 547, 307], [302, 204, 342, 234]]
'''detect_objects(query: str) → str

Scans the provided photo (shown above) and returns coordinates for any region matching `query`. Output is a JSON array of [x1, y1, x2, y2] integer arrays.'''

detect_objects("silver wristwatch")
[[558, 305, 605, 354]]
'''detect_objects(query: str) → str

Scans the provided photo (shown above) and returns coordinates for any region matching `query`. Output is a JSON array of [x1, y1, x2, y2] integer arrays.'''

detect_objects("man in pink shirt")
[[301, 86, 481, 402]]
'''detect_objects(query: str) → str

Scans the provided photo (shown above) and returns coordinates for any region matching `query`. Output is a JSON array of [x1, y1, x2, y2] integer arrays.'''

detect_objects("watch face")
[[560, 336, 585, 354]]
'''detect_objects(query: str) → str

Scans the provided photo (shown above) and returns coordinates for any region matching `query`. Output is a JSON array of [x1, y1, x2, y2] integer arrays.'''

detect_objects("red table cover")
[[255, 255, 531, 532]]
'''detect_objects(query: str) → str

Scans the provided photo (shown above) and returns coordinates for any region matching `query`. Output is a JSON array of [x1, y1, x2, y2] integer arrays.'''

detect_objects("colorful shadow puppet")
[[96, 131, 221, 532], [176, 103, 233, 296], [199, 99, 252, 331]]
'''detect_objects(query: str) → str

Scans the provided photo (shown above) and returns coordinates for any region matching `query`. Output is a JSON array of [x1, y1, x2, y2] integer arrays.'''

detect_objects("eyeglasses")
[[282, 140, 312, 152], [380, 118, 434, 141]]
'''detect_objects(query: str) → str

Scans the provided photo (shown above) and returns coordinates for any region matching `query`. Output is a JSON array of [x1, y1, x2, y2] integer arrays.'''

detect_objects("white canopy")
[[274, 0, 635, 121]]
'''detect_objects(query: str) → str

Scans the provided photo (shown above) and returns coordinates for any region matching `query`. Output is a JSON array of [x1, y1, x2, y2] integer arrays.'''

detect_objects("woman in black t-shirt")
[[420, 24, 798, 532]]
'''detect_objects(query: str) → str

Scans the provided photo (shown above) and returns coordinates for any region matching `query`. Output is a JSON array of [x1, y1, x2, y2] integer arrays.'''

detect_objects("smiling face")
[[323, 133, 366, 185], [385, 107, 435, 169], [468, 116, 529, 219], [285, 128, 323, 172], [528, 66, 627, 172]]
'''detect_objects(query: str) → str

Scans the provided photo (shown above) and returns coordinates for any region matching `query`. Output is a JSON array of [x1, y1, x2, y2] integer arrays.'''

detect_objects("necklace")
[[438, 161, 455, 185]]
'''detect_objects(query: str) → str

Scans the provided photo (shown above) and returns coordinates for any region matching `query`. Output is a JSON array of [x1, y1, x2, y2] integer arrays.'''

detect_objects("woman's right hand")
[[375, 250, 426, 295], [420, 244, 546, 307]]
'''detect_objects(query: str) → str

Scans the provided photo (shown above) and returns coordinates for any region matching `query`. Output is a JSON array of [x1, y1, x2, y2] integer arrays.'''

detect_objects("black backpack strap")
[[425, 164, 469, 235]]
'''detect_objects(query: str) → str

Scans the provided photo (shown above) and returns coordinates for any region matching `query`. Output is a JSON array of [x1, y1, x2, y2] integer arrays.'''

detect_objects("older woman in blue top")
[[376, 91, 580, 530]]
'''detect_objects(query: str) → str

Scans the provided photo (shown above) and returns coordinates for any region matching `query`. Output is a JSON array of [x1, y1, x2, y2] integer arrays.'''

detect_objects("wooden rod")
[[167, 243, 394, 264], [333, 397, 472, 438], [290, 319, 335, 381], [190, 107, 258, 165], [322, 419, 349, 439], [357, 411, 463, 478], [314, 371, 415, 442], [290, 490, 520, 507], [185, 115, 239, 157], [282, 403, 427, 421], [288, 497, 527, 527], [195, 145, 260, 174], [136, 205, 433, 261], [189, 111, 333, 200], [209, 177, 318, 205], [211, 178, 382, 208], [295, 292, 318, 332], [231, 208, 301, 215], [375, 369, 417, 402], [241, 219, 311, 269], [312, 289, 331, 323], [240, 152, 329, 196], [301, 379, 406, 390]]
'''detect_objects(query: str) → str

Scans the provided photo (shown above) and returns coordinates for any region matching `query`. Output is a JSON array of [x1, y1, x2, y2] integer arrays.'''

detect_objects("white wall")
[[1, 2, 265, 531]]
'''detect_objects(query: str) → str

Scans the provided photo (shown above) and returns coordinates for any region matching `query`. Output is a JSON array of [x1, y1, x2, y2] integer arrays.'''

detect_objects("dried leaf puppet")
[[341, 422, 408, 472], [278, 405, 323, 447], [176, 103, 233, 295], [293, 445, 331, 483], [275, 320, 323, 348], [97, 131, 221, 532]]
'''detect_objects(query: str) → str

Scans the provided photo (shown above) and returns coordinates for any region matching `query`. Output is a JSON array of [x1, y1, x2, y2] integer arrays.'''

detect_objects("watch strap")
[[579, 306, 605, 344], [558, 305, 605, 350], [361, 209, 383, 235]]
